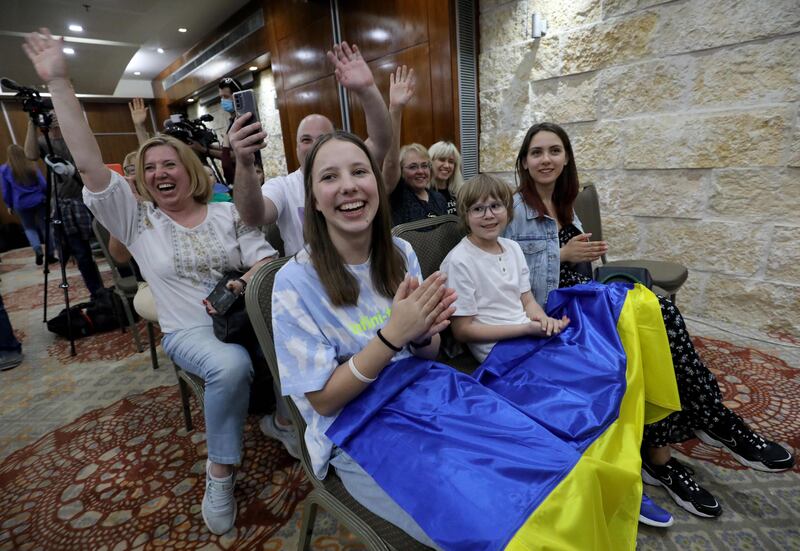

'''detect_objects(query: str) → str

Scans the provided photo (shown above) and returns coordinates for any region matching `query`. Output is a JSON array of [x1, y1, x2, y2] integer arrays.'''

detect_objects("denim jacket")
[[503, 193, 583, 307]]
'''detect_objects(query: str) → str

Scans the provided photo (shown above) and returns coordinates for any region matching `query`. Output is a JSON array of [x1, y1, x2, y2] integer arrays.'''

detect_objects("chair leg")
[[669, 293, 677, 304], [147, 322, 159, 370], [173, 364, 193, 432], [299, 498, 319, 551], [120, 294, 143, 352]]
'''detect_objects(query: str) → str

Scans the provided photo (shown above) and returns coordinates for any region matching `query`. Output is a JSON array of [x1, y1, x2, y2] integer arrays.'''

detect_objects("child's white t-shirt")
[[271, 237, 420, 479], [441, 236, 532, 362]]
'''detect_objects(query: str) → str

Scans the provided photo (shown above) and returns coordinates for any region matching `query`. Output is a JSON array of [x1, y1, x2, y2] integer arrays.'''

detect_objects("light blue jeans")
[[162, 325, 252, 465], [330, 448, 440, 549]]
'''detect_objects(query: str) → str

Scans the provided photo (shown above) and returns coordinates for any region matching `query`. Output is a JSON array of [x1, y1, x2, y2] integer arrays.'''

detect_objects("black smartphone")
[[233, 90, 260, 124], [206, 280, 239, 316]]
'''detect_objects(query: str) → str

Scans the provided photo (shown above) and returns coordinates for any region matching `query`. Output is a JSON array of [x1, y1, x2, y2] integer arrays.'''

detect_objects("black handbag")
[[593, 265, 653, 289], [210, 271, 257, 347]]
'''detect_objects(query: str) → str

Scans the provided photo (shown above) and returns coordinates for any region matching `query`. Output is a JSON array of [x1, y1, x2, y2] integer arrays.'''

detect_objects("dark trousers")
[[0, 293, 21, 353], [61, 232, 103, 298]]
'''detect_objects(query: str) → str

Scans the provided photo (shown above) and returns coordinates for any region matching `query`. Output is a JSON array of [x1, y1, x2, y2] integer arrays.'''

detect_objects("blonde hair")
[[456, 174, 515, 233], [123, 150, 137, 169], [135, 135, 212, 205], [399, 143, 430, 164], [428, 141, 464, 195], [6, 144, 38, 186]]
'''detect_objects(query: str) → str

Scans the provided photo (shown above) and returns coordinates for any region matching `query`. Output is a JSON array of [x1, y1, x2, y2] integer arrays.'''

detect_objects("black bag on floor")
[[47, 302, 96, 338], [46, 287, 127, 338]]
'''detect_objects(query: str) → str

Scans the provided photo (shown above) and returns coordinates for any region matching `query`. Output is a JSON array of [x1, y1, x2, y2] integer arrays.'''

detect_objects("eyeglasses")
[[468, 202, 506, 217], [123, 165, 136, 176], [404, 162, 431, 171]]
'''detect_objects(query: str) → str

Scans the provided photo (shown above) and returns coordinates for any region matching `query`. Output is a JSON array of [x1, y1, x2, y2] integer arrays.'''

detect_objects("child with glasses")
[[441, 174, 569, 362]]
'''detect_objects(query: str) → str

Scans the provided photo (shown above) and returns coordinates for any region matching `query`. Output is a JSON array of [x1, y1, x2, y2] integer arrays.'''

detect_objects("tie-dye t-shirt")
[[272, 237, 421, 479]]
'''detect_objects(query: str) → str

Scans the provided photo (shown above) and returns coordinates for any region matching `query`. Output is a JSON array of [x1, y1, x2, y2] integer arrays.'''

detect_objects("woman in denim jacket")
[[504, 122, 793, 523]]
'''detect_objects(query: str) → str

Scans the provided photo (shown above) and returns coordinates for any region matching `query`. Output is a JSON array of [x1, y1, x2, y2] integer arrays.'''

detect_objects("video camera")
[[1, 78, 54, 128], [163, 113, 218, 149]]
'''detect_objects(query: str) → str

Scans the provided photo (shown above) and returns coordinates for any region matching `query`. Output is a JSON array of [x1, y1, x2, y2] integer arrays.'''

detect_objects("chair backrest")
[[261, 223, 285, 257], [91, 219, 135, 284], [391, 215, 465, 278], [573, 185, 607, 264], [244, 256, 321, 486]]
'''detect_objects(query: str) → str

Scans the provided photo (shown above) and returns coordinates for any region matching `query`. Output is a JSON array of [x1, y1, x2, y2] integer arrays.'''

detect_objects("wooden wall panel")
[[84, 103, 135, 133], [347, 44, 435, 148], [95, 134, 141, 165], [282, 75, 343, 169], [275, 18, 334, 90], [271, 0, 330, 41], [338, 0, 430, 61]]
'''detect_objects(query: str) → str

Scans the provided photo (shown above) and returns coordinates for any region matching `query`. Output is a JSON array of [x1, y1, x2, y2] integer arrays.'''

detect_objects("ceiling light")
[[62, 47, 75, 55], [133, 71, 141, 76], [187, 98, 195, 103], [178, 27, 188, 33], [157, 47, 165, 54], [249, 66, 258, 71], [68, 24, 83, 33]]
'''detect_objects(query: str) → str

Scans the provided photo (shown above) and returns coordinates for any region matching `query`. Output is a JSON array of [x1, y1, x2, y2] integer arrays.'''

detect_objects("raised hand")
[[327, 42, 374, 92], [128, 98, 149, 126], [389, 65, 416, 109], [561, 232, 609, 263], [22, 28, 69, 84], [228, 112, 266, 164]]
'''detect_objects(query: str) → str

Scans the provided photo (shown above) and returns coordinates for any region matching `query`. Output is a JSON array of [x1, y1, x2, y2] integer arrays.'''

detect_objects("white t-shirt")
[[83, 170, 276, 334], [441, 236, 532, 362], [271, 238, 420, 479], [261, 168, 305, 256]]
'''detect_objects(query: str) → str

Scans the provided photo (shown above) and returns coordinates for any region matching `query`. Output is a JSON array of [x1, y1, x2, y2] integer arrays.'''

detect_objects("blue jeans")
[[16, 204, 52, 254], [0, 292, 21, 353], [330, 448, 439, 549], [162, 326, 253, 464]]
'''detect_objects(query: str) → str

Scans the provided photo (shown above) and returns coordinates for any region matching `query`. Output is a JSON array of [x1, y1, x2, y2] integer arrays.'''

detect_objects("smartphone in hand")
[[233, 90, 260, 125], [206, 280, 239, 316]]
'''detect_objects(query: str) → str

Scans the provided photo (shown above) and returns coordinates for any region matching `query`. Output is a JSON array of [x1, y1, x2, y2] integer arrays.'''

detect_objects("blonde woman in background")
[[428, 141, 463, 215]]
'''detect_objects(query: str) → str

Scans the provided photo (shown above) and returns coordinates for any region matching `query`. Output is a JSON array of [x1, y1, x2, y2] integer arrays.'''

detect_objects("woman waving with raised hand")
[[23, 28, 279, 536]]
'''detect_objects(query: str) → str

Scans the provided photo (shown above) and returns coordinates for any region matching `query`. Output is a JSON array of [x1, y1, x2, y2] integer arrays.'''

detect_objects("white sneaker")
[[259, 413, 301, 460], [202, 461, 237, 535]]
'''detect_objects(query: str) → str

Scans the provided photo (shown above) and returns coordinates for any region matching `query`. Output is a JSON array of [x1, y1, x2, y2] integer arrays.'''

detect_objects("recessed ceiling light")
[[187, 98, 195, 103], [133, 71, 141, 76], [68, 24, 83, 33], [62, 47, 75, 55], [178, 27, 188, 33], [157, 47, 165, 54], [249, 66, 258, 71]]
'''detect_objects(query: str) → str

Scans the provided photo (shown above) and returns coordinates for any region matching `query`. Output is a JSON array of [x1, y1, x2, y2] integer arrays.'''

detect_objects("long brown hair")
[[515, 122, 579, 226], [6, 144, 38, 186], [303, 131, 406, 306]]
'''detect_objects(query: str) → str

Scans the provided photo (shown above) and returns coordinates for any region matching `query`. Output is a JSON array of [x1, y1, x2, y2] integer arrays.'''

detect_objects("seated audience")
[[428, 141, 463, 215], [503, 121, 794, 520], [23, 28, 279, 535], [232, 42, 391, 257]]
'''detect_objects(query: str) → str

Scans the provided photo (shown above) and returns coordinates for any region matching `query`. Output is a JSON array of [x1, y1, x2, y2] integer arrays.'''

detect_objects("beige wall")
[[189, 68, 287, 179], [478, 0, 800, 339]]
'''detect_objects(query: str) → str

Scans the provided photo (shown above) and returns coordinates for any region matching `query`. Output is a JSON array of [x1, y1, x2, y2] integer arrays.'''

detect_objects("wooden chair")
[[246, 257, 433, 551], [574, 185, 689, 302]]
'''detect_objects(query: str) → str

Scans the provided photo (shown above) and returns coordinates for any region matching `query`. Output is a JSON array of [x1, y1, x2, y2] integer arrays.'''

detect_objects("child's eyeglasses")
[[468, 202, 506, 217]]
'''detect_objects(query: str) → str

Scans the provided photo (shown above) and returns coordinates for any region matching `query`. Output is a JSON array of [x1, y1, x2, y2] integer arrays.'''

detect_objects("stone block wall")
[[189, 68, 287, 179], [478, 0, 800, 339]]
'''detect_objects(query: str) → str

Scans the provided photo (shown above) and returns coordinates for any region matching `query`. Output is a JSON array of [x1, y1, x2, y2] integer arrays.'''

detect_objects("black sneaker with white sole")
[[642, 457, 722, 518], [696, 416, 794, 473]]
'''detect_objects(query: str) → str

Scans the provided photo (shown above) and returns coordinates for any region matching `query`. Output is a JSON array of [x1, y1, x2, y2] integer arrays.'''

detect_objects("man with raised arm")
[[230, 42, 391, 256]]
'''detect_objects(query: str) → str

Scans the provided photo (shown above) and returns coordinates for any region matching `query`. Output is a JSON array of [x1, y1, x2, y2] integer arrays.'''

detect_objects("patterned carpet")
[[0, 247, 798, 550]]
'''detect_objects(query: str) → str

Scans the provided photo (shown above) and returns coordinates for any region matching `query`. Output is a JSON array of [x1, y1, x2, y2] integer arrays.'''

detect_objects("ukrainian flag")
[[327, 283, 680, 550]]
